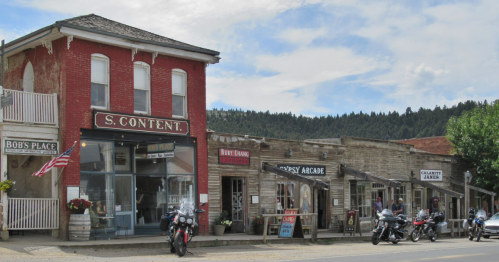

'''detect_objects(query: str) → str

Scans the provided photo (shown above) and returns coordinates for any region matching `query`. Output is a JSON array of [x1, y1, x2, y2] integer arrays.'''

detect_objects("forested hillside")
[[206, 100, 487, 141]]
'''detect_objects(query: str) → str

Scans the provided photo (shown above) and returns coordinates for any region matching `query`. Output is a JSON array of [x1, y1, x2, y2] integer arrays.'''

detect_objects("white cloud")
[[276, 27, 328, 46]]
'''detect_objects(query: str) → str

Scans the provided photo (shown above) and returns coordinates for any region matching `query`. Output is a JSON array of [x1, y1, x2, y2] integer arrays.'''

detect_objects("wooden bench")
[[268, 224, 279, 235], [302, 225, 311, 235]]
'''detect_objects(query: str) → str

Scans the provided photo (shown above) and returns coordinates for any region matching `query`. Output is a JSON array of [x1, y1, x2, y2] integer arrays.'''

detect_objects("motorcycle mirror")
[[199, 202, 206, 207]]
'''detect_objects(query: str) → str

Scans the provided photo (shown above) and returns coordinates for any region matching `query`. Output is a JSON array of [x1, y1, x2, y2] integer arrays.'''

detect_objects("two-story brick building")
[[0, 14, 219, 240]]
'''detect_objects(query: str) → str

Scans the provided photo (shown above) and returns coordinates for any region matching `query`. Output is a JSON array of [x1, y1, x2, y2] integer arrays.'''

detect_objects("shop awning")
[[450, 177, 496, 196], [409, 176, 463, 198], [339, 165, 401, 188], [263, 163, 329, 190]]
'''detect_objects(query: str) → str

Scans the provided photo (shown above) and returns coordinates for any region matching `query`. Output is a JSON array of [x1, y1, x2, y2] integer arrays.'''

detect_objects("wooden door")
[[231, 177, 245, 233]]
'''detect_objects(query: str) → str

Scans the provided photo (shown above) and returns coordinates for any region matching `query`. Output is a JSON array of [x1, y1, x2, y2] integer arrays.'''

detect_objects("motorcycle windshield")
[[179, 200, 195, 217], [476, 209, 487, 219], [417, 210, 428, 218], [380, 209, 394, 217]]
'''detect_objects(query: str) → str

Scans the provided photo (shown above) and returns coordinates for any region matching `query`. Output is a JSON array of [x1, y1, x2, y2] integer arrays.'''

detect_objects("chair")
[[116, 216, 128, 239]]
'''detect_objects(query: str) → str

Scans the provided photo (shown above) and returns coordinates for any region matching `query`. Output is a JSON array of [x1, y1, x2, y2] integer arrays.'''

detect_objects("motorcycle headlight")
[[179, 216, 186, 223], [187, 218, 193, 224]]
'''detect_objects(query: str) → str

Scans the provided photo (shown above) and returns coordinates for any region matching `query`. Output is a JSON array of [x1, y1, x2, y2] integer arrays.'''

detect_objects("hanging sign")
[[147, 152, 175, 159], [420, 170, 443, 181], [3, 139, 58, 155], [218, 148, 250, 165], [278, 209, 304, 238], [277, 164, 326, 176], [94, 111, 190, 136], [147, 142, 175, 153]]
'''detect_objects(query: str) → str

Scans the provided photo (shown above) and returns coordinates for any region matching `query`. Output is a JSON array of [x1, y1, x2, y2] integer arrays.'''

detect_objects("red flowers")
[[67, 198, 92, 211]]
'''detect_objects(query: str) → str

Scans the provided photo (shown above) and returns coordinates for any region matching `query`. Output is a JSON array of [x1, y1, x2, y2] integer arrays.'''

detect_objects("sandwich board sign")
[[278, 209, 304, 238], [343, 210, 362, 236]]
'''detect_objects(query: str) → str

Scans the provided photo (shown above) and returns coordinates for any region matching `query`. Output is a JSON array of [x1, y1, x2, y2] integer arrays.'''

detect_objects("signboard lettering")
[[279, 209, 304, 238], [94, 111, 190, 136], [420, 170, 443, 181], [147, 142, 175, 153], [147, 152, 175, 159], [4, 139, 58, 155], [343, 210, 361, 236], [218, 148, 250, 166], [277, 164, 326, 176]]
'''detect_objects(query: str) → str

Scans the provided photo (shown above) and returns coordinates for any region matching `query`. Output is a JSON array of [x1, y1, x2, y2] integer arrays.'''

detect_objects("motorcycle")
[[469, 209, 487, 242], [410, 210, 444, 242], [160, 202, 206, 257], [395, 214, 411, 239], [372, 209, 404, 245]]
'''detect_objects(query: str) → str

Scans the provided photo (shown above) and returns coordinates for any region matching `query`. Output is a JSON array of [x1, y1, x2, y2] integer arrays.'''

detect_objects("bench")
[[302, 225, 310, 235], [269, 224, 279, 235]]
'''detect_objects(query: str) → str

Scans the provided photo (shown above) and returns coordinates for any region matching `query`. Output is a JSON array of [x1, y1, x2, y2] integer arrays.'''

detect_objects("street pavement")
[[1, 236, 498, 261]]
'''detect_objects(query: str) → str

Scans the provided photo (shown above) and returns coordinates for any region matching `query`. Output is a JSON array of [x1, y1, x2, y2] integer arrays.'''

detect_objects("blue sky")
[[1, 0, 498, 117]]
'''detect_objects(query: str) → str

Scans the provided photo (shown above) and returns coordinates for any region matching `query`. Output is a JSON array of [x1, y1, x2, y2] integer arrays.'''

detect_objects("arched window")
[[23, 62, 34, 92], [134, 62, 150, 114], [91, 54, 109, 109], [172, 69, 187, 118]]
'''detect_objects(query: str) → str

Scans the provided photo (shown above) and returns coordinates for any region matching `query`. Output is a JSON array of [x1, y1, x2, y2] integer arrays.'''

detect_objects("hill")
[[206, 100, 487, 141]]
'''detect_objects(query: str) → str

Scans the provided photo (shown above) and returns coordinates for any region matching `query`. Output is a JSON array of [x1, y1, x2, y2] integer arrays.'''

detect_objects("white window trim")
[[172, 69, 187, 119], [90, 53, 110, 110], [133, 61, 151, 115]]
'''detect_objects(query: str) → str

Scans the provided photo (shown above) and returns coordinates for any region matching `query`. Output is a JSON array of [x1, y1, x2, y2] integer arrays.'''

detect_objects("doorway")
[[221, 176, 246, 233], [317, 189, 327, 229], [115, 174, 134, 235]]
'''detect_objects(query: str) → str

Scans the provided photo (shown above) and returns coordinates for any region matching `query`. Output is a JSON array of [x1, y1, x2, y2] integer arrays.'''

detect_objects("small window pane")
[[80, 173, 115, 228], [115, 145, 131, 172], [172, 95, 184, 116], [80, 141, 113, 172], [134, 66, 148, 90], [167, 146, 194, 174], [91, 58, 107, 83], [134, 89, 147, 112], [91, 83, 106, 107], [172, 72, 184, 95]]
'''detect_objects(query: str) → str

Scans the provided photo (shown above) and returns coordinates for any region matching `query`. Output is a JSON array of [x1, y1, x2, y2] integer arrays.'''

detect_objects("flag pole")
[[54, 141, 78, 186]]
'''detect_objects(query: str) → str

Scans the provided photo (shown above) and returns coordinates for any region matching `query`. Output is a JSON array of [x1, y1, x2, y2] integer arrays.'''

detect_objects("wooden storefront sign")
[[343, 210, 361, 236], [94, 111, 190, 136], [147, 142, 175, 153], [3, 139, 58, 155], [218, 148, 250, 166], [278, 209, 304, 238], [277, 164, 326, 176]]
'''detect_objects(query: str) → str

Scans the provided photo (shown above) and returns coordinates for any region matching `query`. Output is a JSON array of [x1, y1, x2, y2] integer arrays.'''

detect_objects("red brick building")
[[0, 14, 219, 240], [395, 136, 454, 155]]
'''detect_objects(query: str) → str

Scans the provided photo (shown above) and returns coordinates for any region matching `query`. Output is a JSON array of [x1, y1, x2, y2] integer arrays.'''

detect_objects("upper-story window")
[[134, 62, 150, 114], [91, 54, 109, 109], [172, 69, 187, 118]]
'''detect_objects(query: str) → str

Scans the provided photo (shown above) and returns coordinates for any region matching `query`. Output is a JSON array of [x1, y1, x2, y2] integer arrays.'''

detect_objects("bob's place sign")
[[94, 111, 189, 136], [420, 170, 443, 181], [4, 139, 58, 155], [277, 164, 326, 176]]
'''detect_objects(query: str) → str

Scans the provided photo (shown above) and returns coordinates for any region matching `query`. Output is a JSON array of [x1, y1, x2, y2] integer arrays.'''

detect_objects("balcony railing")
[[1, 89, 58, 126], [8, 198, 60, 230]]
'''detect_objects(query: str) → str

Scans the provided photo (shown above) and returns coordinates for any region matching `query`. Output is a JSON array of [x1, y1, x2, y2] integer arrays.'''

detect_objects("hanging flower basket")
[[0, 179, 15, 193]]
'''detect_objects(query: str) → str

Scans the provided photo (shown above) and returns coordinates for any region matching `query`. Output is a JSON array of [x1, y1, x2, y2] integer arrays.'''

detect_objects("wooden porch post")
[[0, 142, 9, 240]]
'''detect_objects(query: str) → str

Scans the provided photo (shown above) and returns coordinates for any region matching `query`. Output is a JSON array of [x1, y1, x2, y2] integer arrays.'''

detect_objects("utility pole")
[[1, 39, 4, 87]]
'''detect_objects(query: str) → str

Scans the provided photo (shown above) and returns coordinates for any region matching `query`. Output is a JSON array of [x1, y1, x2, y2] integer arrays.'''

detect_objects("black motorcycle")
[[372, 209, 404, 245], [469, 209, 487, 242], [160, 202, 205, 257], [411, 210, 444, 242]]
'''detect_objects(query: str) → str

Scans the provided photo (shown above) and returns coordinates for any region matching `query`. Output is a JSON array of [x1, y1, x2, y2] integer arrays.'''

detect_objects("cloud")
[[276, 27, 328, 46]]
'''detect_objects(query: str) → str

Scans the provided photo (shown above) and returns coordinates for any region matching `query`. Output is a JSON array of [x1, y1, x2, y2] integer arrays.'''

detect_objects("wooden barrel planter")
[[69, 214, 91, 241]]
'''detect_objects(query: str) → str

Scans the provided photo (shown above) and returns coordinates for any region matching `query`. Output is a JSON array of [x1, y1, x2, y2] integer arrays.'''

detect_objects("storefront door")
[[231, 177, 245, 233], [115, 174, 134, 235]]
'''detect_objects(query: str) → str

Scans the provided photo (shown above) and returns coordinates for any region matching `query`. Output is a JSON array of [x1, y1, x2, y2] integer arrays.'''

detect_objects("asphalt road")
[[1, 237, 498, 261]]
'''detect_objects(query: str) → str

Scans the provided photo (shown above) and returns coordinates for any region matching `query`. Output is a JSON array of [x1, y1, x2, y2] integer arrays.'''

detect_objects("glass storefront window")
[[167, 175, 194, 210], [80, 141, 113, 172], [167, 146, 194, 174], [80, 173, 115, 228], [135, 146, 166, 174], [136, 176, 166, 225], [115, 145, 131, 172]]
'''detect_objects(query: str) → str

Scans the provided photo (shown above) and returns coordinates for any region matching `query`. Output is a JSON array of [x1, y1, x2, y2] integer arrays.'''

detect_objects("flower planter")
[[5, 187, 12, 194], [254, 224, 264, 235], [69, 214, 91, 241], [214, 225, 226, 236]]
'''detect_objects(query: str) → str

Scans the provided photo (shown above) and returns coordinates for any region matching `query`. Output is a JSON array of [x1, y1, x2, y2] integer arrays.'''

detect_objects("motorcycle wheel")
[[468, 235, 474, 241], [476, 229, 482, 242], [170, 242, 176, 253], [410, 229, 420, 242], [175, 232, 187, 257], [392, 240, 399, 244], [371, 232, 381, 245], [430, 233, 438, 242]]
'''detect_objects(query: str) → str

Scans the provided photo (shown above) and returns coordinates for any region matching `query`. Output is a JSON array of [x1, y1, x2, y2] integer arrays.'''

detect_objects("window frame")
[[90, 54, 110, 110], [133, 62, 151, 115], [172, 69, 187, 119]]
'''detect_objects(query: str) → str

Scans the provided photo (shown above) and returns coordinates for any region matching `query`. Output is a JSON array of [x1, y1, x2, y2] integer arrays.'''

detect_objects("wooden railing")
[[8, 198, 59, 230], [1, 89, 58, 126], [262, 213, 318, 243]]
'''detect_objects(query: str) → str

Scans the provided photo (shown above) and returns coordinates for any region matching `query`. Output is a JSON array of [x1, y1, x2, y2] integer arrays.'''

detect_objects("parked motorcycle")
[[372, 209, 404, 245], [469, 209, 487, 242], [160, 202, 206, 257], [395, 214, 411, 239], [410, 210, 444, 242]]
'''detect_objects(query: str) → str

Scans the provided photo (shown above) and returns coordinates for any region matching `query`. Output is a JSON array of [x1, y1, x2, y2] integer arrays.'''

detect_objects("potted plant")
[[0, 179, 15, 193], [253, 215, 267, 235], [67, 198, 92, 214], [214, 210, 229, 236]]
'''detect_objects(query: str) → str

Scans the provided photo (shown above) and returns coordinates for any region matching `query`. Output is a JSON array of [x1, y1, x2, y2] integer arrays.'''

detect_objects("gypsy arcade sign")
[[94, 111, 190, 136], [218, 148, 250, 165], [277, 164, 326, 176]]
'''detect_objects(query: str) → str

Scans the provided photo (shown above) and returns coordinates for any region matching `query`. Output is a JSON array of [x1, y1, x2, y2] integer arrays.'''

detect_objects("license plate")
[[492, 230, 497, 234]]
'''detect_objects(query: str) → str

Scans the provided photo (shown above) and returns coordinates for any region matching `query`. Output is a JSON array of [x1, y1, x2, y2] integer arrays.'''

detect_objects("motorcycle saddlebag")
[[192, 222, 199, 236], [436, 222, 447, 234], [159, 215, 170, 231]]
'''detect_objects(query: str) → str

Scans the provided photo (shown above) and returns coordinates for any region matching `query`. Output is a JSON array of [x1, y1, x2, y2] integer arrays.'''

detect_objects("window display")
[[80, 141, 113, 172], [167, 175, 194, 210], [79, 173, 115, 228], [135, 176, 166, 225]]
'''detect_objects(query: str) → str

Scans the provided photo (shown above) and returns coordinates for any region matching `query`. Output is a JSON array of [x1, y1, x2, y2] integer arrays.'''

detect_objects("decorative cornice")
[[41, 40, 53, 54], [152, 52, 158, 64], [67, 35, 74, 49], [132, 48, 138, 61]]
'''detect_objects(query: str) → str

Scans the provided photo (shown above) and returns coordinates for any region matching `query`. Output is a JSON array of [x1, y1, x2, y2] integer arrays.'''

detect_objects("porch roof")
[[339, 165, 401, 188], [409, 176, 464, 198], [449, 177, 496, 196], [262, 163, 329, 190]]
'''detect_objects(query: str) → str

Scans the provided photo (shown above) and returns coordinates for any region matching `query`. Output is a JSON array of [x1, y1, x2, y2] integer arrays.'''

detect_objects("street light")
[[464, 170, 473, 184], [464, 170, 473, 217]]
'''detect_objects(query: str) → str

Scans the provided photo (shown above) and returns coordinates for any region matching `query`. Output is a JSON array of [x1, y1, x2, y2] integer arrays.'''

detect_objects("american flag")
[[32, 141, 76, 177]]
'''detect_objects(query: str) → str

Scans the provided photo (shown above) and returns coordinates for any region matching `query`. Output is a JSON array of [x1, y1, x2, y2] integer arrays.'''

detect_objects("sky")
[[1, 0, 498, 117]]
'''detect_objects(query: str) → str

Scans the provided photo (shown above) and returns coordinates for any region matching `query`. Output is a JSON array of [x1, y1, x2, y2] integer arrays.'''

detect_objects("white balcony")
[[0, 89, 58, 126]]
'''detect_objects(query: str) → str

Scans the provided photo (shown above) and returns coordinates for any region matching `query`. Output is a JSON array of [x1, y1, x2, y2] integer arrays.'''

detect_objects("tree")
[[446, 100, 499, 191]]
